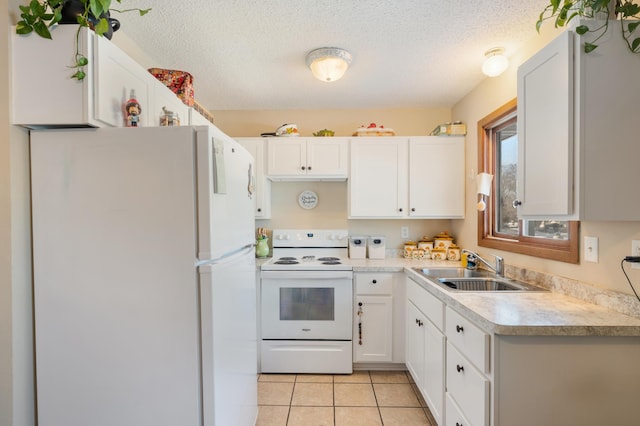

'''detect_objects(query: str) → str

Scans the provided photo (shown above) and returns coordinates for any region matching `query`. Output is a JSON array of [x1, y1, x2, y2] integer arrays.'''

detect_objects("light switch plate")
[[401, 226, 409, 239], [584, 236, 598, 263]]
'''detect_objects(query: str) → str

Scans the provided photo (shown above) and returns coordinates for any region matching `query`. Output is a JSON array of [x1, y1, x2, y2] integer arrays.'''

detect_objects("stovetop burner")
[[322, 261, 342, 265], [273, 260, 299, 265]]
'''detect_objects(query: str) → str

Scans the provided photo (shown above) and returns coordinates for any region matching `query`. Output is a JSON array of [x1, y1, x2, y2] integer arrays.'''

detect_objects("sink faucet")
[[461, 249, 504, 277]]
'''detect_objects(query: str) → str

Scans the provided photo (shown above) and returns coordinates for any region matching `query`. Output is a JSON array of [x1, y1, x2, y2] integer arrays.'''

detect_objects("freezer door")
[[199, 245, 258, 426], [196, 126, 256, 260]]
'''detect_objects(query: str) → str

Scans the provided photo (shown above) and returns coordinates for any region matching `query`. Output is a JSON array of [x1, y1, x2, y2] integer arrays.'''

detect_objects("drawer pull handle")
[[456, 364, 464, 373], [415, 318, 423, 327], [456, 325, 464, 333], [456, 423, 463, 426]]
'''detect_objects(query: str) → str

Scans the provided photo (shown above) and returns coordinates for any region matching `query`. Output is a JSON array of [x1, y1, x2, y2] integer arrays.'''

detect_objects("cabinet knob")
[[512, 199, 522, 208], [308, 166, 312, 170], [411, 207, 416, 212], [456, 325, 464, 333], [456, 364, 464, 373], [456, 423, 463, 426], [301, 166, 306, 170], [372, 279, 377, 284], [358, 302, 363, 307], [398, 208, 403, 212], [257, 208, 262, 212]]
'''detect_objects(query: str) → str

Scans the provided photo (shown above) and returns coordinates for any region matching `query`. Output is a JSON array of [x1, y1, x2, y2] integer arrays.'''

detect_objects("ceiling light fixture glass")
[[306, 47, 352, 82], [482, 47, 509, 77]]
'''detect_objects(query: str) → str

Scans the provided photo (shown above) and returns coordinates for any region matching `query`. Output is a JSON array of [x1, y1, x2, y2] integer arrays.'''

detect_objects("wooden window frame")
[[477, 98, 579, 264]]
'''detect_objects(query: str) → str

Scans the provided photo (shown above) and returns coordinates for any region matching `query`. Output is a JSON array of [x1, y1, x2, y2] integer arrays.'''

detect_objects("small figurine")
[[125, 91, 141, 127]]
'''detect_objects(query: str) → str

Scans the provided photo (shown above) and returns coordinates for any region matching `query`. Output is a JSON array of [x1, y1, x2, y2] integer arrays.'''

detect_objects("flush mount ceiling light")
[[306, 47, 352, 82], [482, 47, 509, 77]]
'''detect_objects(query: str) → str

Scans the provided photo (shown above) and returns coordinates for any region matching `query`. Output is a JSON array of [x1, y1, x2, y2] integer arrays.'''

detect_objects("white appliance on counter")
[[30, 126, 257, 426], [260, 229, 353, 374]]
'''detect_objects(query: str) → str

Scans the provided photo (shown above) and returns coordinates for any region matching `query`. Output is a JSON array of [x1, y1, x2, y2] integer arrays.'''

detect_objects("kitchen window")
[[477, 99, 579, 263]]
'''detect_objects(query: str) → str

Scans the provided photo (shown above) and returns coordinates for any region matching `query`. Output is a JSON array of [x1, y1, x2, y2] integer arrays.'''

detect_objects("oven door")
[[261, 270, 353, 340]]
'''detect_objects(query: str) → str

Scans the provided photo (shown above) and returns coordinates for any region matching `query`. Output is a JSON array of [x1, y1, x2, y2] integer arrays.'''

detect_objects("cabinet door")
[[405, 301, 426, 386], [349, 138, 408, 218], [517, 31, 574, 217], [236, 138, 271, 218], [266, 138, 307, 176], [354, 296, 393, 362], [93, 32, 153, 128], [307, 138, 349, 177], [423, 319, 445, 426], [409, 137, 464, 218]]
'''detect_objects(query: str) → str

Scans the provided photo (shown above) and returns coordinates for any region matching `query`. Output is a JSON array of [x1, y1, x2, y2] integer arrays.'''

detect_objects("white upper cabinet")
[[349, 138, 408, 218], [349, 137, 464, 219], [13, 25, 188, 129], [236, 138, 271, 218], [409, 137, 464, 218], [517, 21, 640, 221], [266, 137, 349, 180]]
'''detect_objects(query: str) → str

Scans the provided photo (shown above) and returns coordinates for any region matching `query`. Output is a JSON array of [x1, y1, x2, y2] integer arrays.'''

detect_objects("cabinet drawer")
[[445, 307, 490, 373], [355, 273, 393, 295], [446, 342, 489, 426], [407, 279, 444, 330], [445, 393, 471, 426]]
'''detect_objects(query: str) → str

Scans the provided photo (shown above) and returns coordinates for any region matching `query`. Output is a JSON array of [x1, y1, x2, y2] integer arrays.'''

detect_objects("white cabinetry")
[[354, 273, 393, 362], [406, 278, 445, 425], [517, 22, 640, 220], [445, 307, 490, 426], [266, 137, 349, 180], [349, 137, 464, 218], [13, 25, 188, 129], [236, 138, 271, 218]]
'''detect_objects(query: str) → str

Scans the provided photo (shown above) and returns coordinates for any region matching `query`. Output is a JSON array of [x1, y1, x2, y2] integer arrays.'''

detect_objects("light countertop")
[[403, 267, 640, 337]]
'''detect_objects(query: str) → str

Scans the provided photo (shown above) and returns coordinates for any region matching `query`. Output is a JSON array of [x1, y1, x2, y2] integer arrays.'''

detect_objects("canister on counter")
[[447, 244, 461, 261], [431, 247, 447, 260], [417, 238, 434, 259], [434, 231, 454, 250], [404, 241, 417, 259], [412, 248, 426, 259]]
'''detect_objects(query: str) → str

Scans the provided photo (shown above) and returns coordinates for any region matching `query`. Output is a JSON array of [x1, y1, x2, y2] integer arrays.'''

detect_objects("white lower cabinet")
[[354, 273, 393, 363], [406, 278, 445, 425], [354, 272, 406, 365], [446, 342, 489, 426]]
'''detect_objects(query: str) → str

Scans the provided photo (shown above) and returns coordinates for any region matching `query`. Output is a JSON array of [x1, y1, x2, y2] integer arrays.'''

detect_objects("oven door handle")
[[260, 271, 353, 280]]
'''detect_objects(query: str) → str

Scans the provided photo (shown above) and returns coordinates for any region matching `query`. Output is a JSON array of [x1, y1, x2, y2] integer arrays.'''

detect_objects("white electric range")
[[260, 229, 354, 374]]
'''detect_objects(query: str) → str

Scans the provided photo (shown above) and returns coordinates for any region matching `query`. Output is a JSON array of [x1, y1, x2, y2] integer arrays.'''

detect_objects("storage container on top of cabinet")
[[517, 20, 640, 221]]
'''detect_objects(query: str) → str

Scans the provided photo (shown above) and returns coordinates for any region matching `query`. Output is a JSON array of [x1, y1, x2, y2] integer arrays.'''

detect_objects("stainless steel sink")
[[412, 268, 548, 292]]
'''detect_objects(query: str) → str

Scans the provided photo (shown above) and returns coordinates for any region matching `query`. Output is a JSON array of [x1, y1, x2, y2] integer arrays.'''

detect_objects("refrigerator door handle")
[[195, 244, 255, 267]]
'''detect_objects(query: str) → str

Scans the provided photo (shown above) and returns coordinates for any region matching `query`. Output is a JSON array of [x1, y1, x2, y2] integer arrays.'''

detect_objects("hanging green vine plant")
[[16, 0, 151, 80], [537, 0, 640, 53]]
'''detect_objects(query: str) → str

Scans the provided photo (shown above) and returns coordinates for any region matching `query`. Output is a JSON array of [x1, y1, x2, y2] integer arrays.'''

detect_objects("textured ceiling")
[[115, 0, 551, 110]]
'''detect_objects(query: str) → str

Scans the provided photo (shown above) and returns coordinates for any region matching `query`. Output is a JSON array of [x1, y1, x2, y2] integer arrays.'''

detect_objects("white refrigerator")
[[30, 126, 257, 426]]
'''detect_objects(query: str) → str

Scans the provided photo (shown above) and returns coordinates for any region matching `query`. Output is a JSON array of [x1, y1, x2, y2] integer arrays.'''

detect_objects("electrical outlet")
[[584, 236, 598, 263], [632, 240, 640, 269], [401, 226, 409, 239]]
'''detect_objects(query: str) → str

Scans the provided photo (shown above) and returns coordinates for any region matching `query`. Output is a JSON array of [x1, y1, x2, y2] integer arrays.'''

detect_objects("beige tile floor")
[[257, 370, 437, 426]]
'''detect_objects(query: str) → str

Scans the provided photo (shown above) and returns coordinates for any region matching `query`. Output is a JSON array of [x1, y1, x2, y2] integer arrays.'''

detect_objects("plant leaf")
[[632, 37, 640, 52], [139, 8, 151, 16], [77, 56, 89, 66], [33, 20, 52, 39], [15, 22, 34, 35], [94, 18, 109, 36], [628, 22, 640, 34], [72, 70, 86, 81], [576, 25, 589, 35], [584, 42, 598, 53]]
